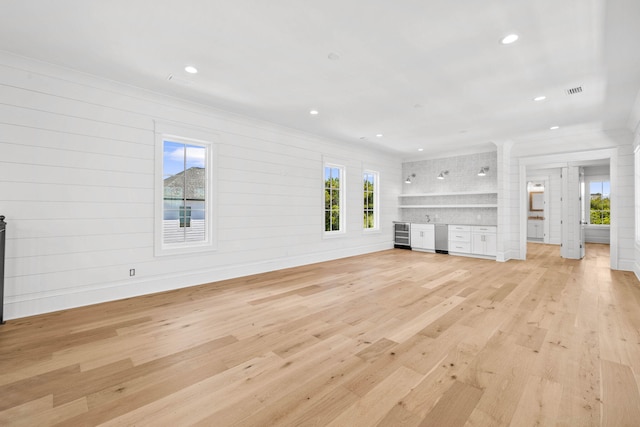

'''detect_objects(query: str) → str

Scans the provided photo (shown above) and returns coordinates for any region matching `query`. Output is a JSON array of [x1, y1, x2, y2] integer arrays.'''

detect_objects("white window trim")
[[363, 169, 380, 233], [635, 145, 640, 244], [586, 175, 610, 227], [323, 161, 346, 237], [154, 121, 218, 256]]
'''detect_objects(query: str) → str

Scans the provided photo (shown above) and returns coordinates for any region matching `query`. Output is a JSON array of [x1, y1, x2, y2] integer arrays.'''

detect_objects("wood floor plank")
[[0, 243, 638, 426], [418, 380, 483, 427], [601, 359, 640, 427], [508, 375, 563, 426], [0, 395, 88, 427], [326, 365, 423, 427], [387, 295, 465, 343]]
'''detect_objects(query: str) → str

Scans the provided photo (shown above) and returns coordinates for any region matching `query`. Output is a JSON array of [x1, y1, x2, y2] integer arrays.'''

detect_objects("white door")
[[560, 166, 583, 259], [560, 167, 568, 258], [579, 168, 586, 259]]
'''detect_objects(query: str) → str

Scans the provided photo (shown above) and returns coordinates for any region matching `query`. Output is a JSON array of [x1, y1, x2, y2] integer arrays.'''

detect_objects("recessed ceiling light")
[[418, 148, 424, 152], [533, 96, 546, 101], [500, 34, 519, 45], [309, 109, 319, 115], [376, 134, 383, 138], [184, 65, 198, 74], [550, 126, 560, 130]]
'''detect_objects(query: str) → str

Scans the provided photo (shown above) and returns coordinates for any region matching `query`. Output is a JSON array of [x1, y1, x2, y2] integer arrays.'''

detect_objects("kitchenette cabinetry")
[[471, 226, 497, 257], [411, 223, 435, 252], [448, 225, 471, 254], [449, 224, 496, 259]]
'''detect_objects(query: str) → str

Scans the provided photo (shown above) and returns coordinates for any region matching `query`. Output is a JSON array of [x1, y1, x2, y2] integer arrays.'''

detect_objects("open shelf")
[[399, 191, 497, 197], [400, 204, 498, 209]]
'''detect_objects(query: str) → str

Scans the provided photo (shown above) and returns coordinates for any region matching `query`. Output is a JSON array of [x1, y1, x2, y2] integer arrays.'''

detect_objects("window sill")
[[363, 228, 381, 234], [323, 231, 346, 239], [155, 241, 217, 257]]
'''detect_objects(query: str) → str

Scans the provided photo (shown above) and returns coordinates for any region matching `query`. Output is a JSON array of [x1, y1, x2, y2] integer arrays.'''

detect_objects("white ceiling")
[[1, 0, 639, 157]]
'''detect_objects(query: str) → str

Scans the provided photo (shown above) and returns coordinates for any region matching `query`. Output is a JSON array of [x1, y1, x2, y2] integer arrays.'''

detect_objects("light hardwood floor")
[[1, 243, 640, 426]]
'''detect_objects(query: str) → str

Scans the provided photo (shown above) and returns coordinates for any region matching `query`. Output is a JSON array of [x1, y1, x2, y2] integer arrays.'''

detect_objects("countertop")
[[409, 222, 497, 226]]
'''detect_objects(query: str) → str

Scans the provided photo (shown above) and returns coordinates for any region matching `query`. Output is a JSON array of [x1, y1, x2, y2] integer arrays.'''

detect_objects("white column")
[[495, 140, 514, 262]]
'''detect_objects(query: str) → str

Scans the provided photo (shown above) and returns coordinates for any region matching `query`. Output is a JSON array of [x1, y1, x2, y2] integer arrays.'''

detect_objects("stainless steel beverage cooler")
[[393, 222, 411, 248]]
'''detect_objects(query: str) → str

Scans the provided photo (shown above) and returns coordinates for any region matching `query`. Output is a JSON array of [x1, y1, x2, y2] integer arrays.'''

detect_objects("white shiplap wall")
[[617, 144, 635, 270], [0, 53, 401, 319]]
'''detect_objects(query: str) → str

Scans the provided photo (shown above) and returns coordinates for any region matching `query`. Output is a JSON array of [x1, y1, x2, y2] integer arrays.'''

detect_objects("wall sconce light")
[[437, 170, 449, 180], [405, 173, 416, 184], [477, 166, 489, 176]]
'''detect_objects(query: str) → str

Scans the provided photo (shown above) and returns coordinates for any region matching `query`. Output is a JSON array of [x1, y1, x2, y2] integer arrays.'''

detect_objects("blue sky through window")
[[590, 181, 610, 197], [163, 140, 205, 178]]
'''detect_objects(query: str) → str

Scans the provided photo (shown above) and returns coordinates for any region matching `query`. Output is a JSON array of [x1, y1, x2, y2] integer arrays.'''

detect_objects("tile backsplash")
[[400, 151, 498, 225], [401, 207, 497, 225], [402, 151, 497, 194]]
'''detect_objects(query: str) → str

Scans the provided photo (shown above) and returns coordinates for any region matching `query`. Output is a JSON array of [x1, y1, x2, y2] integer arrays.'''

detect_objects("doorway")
[[526, 180, 548, 243], [518, 148, 617, 269]]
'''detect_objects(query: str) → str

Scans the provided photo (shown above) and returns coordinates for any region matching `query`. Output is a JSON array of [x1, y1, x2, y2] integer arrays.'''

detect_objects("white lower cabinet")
[[448, 225, 471, 254], [527, 220, 543, 239], [471, 226, 497, 257], [449, 224, 496, 258], [411, 223, 435, 252]]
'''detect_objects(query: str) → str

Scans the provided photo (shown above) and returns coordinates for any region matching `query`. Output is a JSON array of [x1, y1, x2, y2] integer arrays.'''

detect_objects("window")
[[589, 180, 610, 225], [324, 164, 345, 234], [163, 140, 207, 243], [155, 121, 216, 256], [363, 171, 379, 230]]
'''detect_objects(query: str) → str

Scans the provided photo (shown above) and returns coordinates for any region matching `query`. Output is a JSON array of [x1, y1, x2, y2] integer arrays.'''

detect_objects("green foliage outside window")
[[363, 173, 375, 228], [325, 167, 341, 232], [590, 194, 610, 224], [589, 180, 610, 225]]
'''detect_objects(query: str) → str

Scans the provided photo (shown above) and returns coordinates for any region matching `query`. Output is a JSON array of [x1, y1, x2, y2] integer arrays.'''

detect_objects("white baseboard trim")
[[4, 242, 393, 320], [585, 238, 611, 244], [617, 258, 635, 272], [497, 249, 522, 262]]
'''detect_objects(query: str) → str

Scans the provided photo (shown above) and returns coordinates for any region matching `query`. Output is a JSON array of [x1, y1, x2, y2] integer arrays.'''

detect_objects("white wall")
[[0, 52, 402, 319], [632, 96, 640, 280], [496, 141, 518, 261], [617, 144, 635, 270]]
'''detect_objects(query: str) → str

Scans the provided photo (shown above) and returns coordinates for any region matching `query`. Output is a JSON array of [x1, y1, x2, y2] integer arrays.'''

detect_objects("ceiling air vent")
[[565, 86, 583, 95]]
